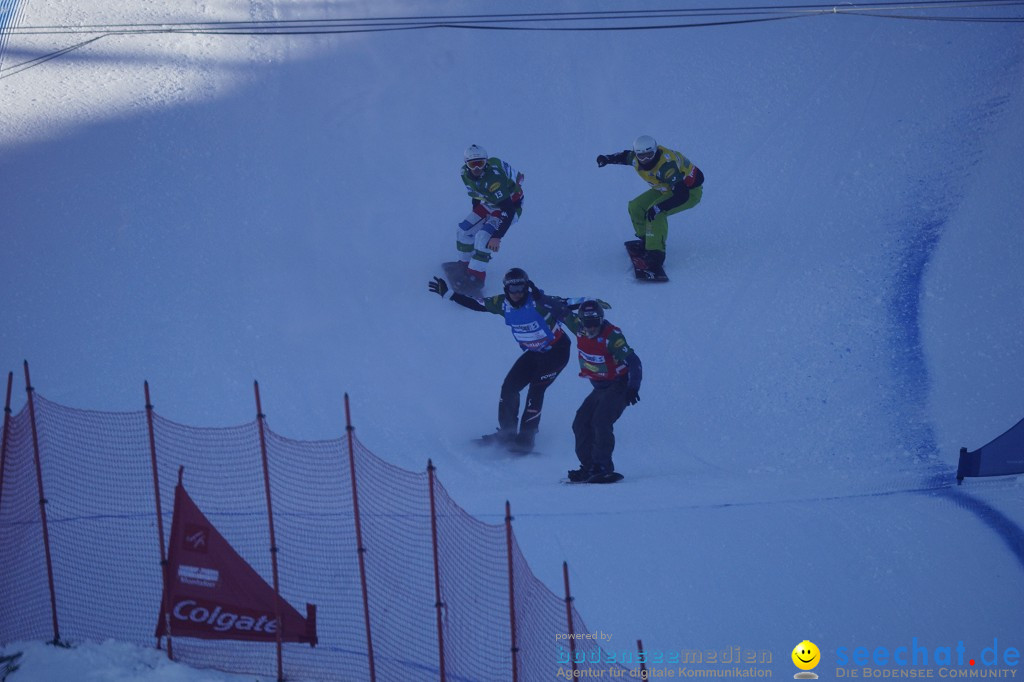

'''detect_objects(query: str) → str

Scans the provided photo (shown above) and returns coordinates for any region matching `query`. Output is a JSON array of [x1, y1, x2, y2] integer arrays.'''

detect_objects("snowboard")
[[562, 472, 625, 484], [441, 261, 485, 296], [625, 241, 669, 282], [474, 433, 536, 455]]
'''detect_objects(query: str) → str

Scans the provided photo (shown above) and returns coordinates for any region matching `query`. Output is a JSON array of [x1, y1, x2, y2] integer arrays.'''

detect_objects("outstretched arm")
[[596, 150, 632, 167], [563, 296, 612, 311], [451, 291, 488, 311], [428, 276, 488, 311]]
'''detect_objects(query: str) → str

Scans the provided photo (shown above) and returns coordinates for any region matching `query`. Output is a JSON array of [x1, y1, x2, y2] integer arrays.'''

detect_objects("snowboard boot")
[[585, 464, 622, 484], [508, 430, 536, 454], [480, 427, 516, 446], [643, 249, 665, 270], [459, 268, 485, 295], [567, 465, 592, 482]]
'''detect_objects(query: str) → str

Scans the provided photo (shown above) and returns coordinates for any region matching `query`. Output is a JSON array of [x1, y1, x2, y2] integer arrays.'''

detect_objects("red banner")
[[156, 483, 317, 645]]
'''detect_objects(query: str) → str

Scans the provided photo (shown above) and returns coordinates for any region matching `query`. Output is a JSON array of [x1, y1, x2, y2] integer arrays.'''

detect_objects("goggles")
[[466, 158, 486, 170]]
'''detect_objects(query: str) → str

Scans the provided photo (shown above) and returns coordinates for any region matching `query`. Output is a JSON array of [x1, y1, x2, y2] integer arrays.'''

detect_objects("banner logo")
[[155, 482, 317, 646], [794, 640, 821, 679], [183, 524, 208, 552]]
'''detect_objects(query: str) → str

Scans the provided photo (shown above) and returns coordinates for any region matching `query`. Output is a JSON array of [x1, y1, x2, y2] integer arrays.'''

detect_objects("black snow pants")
[[498, 333, 571, 436], [572, 378, 631, 471]]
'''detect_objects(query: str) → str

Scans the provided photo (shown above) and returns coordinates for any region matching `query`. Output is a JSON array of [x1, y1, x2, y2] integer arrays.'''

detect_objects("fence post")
[[0, 372, 13, 516], [253, 381, 284, 682], [427, 459, 447, 681], [344, 393, 376, 682], [562, 561, 577, 675], [505, 500, 519, 682], [144, 381, 174, 659], [638, 639, 648, 678], [23, 361, 61, 646]]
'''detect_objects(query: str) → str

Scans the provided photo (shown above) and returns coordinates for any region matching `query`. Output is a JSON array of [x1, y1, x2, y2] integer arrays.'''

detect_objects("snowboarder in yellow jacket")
[[597, 135, 703, 271]]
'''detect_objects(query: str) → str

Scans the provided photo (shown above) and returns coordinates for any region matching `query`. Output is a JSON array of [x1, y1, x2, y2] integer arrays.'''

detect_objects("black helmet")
[[578, 300, 605, 330], [503, 267, 529, 293], [503, 268, 532, 307]]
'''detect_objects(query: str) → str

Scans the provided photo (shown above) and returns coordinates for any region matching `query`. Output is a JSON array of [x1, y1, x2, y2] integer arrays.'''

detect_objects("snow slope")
[[2, 1, 1023, 679]]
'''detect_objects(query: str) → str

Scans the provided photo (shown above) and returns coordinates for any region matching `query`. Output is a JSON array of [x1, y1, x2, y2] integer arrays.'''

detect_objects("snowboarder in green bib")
[[445, 144, 525, 294], [597, 135, 703, 272], [563, 300, 642, 483], [429, 267, 602, 454]]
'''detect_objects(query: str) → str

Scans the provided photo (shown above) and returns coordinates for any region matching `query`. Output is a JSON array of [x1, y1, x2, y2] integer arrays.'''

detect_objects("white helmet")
[[633, 135, 658, 163], [464, 144, 488, 176], [464, 144, 488, 164]]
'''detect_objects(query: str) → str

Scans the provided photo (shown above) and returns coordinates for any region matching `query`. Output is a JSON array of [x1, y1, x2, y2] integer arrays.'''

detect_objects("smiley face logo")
[[792, 640, 821, 676]]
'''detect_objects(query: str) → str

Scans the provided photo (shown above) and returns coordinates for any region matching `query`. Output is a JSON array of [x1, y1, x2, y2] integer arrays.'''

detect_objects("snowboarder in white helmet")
[[562, 300, 642, 483], [596, 135, 704, 275], [443, 145, 525, 295], [428, 268, 608, 454]]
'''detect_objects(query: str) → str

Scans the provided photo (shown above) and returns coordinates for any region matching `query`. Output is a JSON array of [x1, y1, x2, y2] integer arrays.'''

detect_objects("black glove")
[[596, 154, 608, 168], [624, 387, 640, 406], [428, 276, 449, 298], [645, 204, 662, 222]]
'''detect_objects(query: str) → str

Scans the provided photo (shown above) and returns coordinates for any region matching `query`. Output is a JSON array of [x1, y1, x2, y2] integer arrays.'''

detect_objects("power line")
[[9, 1, 1024, 34], [0, 35, 101, 78], [1, 0, 1022, 80]]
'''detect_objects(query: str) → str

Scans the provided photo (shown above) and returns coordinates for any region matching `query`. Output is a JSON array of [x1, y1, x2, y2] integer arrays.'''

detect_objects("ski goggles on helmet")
[[579, 301, 605, 331], [466, 158, 486, 170], [636, 149, 656, 163], [505, 283, 527, 295]]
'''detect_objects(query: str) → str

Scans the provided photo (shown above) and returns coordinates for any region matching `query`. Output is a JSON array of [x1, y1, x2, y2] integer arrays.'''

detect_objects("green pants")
[[627, 186, 702, 253]]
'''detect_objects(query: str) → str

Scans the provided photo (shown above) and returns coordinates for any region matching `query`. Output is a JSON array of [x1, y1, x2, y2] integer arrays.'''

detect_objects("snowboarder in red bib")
[[429, 267, 580, 454], [597, 135, 703, 273], [563, 300, 642, 483], [444, 144, 525, 294]]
